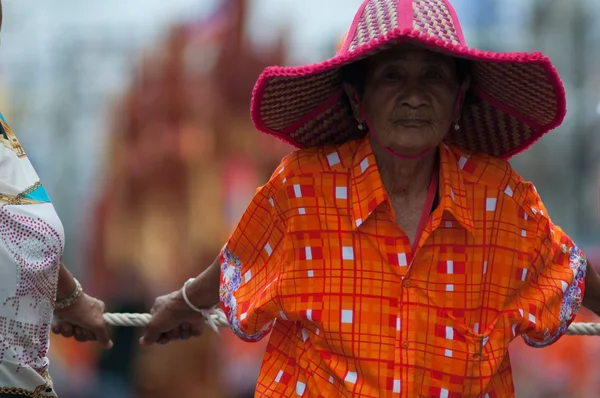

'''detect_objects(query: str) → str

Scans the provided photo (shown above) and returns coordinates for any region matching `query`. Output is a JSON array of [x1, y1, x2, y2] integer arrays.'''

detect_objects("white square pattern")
[[398, 253, 407, 266], [293, 184, 302, 197], [360, 158, 369, 173], [342, 247, 354, 260], [265, 243, 273, 256], [296, 381, 306, 396], [275, 370, 284, 382], [305, 247, 312, 260], [341, 310, 353, 323], [327, 152, 340, 166], [345, 371, 357, 384], [336, 186, 348, 199]]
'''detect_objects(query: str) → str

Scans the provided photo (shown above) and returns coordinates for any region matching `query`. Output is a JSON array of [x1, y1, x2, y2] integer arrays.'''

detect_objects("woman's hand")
[[52, 293, 113, 349], [139, 289, 206, 346], [141, 259, 222, 346]]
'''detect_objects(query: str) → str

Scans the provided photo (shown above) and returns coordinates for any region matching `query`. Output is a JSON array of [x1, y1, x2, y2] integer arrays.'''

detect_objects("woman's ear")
[[343, 83, 363, 123]]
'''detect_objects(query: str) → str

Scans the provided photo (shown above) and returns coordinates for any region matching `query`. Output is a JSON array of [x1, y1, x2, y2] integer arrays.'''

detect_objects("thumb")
[[94, 323, 114, 349], [140, 322, 162, 346]]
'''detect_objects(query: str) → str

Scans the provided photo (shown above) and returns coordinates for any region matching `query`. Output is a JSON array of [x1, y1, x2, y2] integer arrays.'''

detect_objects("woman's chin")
[[388, 136, 437, 151], [386, 142, 436, 157]]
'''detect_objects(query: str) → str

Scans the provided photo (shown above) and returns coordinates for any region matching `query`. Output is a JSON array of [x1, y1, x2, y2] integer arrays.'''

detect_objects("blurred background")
[[0, 0, 598, 397]]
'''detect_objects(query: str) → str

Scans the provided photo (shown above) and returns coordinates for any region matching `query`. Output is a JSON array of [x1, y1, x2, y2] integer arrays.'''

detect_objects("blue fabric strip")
[[24, 185, 51, 203]]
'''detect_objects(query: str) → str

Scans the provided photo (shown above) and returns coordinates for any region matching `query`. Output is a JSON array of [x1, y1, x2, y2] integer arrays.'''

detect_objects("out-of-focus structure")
[[71, 0, 291, 396]]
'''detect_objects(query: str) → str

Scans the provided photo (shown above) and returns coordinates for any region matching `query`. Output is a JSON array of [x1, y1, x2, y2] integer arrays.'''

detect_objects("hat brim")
[[250, 28, 566, 159]]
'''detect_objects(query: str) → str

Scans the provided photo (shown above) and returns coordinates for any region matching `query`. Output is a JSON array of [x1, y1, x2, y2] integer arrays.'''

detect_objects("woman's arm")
[[52, 262, 113, 349], [583, 262, 600, 316], [55, 263, 77, 302], [139, 255, 221, 346]]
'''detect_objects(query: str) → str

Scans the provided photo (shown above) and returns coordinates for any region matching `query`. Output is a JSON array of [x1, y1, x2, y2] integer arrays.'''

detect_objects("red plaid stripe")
[[220, 135, 586, 397]]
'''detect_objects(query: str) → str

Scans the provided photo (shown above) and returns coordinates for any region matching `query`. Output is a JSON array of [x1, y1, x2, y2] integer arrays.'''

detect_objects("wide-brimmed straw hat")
[[250, 0, 566, 159]]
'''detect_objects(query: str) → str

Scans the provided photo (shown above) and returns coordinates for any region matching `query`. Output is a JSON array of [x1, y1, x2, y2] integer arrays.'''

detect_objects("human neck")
[[370, 136, 437, 197]]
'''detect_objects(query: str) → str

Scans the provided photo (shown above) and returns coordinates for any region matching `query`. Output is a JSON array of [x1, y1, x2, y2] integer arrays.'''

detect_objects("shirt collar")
[[349, 137, 475, 235], [435, 143, 475, 235], [348, 136, 389, 229]]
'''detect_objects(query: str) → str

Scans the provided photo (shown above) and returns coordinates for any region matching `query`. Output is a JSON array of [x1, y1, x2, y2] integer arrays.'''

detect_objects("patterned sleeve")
[[518, 185, 587, 348], [219, 160, 287, 342]]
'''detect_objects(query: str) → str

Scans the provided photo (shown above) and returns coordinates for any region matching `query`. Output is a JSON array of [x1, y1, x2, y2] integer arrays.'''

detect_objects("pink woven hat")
[[250, 0, 566, 159]]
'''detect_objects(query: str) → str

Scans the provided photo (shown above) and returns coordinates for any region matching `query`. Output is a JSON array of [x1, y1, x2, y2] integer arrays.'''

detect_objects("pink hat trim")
[[250, 27, 566, 159]]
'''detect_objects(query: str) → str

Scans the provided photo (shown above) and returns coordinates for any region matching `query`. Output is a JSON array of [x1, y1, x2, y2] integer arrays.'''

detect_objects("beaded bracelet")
[[54, 278, 83, 310]]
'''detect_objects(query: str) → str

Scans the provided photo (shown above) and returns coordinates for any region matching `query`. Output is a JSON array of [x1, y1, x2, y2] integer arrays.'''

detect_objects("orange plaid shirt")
[[219, 135, 587, 397]]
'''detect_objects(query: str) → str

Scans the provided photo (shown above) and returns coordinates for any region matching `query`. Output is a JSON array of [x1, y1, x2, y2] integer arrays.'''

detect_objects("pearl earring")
[[358, 122, 366, 131]]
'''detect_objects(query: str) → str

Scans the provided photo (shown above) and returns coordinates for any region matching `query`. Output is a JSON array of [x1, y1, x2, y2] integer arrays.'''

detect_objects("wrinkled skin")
[[344, 43, 470, 156]]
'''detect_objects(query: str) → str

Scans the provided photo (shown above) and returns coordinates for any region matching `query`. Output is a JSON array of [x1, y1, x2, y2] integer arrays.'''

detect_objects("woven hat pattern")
[[412, 0, 461, 45], [348, 0, 399, 52], [261, 70, 340, 131], [250, 0, 566, 159], [472, 62, 557, 126]]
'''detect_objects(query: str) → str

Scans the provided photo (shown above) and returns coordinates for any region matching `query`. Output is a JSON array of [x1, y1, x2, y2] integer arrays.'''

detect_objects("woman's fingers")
[[57, 322, 74, 338], [180, 323, 192, 340]]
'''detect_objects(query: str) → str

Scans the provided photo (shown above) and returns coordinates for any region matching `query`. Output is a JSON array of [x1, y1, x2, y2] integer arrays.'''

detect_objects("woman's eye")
[[425, 69, 444, 79], [383, 71, 400, 80]]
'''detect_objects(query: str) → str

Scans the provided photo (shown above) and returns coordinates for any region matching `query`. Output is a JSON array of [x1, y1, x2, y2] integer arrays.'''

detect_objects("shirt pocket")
[[445, 312, 513, 396]]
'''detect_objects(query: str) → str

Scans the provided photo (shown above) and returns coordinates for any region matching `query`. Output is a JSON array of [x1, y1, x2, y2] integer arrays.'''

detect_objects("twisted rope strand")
[[102, 308, 229, 329], [564, 322, 600, 336], [102, 310, 600, 336]]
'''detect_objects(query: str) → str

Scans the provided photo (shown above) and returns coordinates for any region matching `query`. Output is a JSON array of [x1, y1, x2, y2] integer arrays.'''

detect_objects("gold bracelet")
[[54, 278, 83, 310]]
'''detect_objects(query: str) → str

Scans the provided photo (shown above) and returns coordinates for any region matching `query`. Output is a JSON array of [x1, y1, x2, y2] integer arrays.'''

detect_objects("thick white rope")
[[102, 308, 228, 331], [102, 310, 600, 336], [565, 322, 600, 336]]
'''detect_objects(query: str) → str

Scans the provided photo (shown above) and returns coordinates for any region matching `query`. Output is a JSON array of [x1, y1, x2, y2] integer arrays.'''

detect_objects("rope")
[[565, 322, 600, 336], [102, 308, 229, 331], [103, 310, 600, 336]]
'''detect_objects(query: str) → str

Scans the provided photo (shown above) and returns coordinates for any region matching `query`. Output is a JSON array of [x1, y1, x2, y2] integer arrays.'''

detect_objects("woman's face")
[[345, 43, 467, 156]]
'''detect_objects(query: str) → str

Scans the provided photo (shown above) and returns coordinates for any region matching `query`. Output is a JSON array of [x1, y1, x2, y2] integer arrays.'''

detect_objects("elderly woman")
[[0, 3, 112, 397], [141, 0, 600, 396]]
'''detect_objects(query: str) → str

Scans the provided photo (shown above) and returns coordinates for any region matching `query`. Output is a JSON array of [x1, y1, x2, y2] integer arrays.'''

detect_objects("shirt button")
[[403, 279, 411, 288], [402, 341, 409, 349]]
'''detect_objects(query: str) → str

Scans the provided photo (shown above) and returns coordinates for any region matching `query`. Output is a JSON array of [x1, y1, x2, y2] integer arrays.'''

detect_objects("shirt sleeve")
[[219, 160, 287, 342], [0, 113, 52, 203], [518, 184, 587, 348]]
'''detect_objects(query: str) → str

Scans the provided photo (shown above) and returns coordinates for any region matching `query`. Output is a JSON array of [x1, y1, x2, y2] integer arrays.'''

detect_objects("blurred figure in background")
[[86, 1, 289, 396]]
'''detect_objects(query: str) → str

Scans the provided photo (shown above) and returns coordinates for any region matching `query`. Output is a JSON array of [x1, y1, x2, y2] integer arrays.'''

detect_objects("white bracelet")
[[182, 278, 204, 312], [182, 278, 219, 333]]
